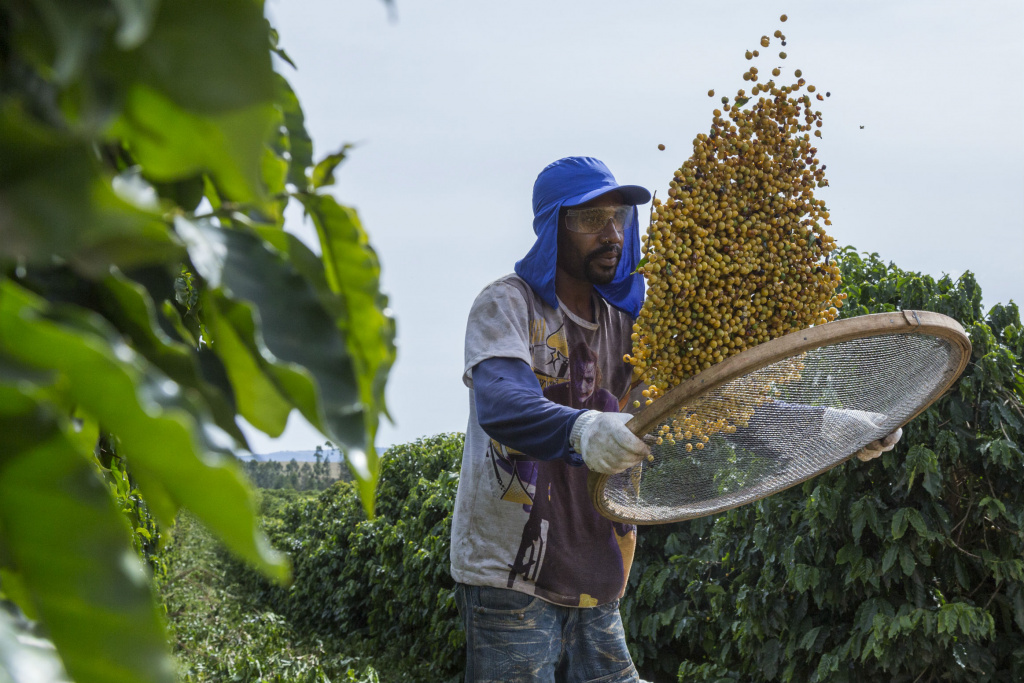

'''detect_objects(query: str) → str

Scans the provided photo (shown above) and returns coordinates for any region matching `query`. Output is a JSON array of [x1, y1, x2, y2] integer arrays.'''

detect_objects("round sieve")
[[588, 310, 971, 525]]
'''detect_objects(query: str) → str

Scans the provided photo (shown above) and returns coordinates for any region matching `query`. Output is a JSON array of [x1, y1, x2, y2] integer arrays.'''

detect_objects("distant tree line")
[[243, 444, 348, 491]]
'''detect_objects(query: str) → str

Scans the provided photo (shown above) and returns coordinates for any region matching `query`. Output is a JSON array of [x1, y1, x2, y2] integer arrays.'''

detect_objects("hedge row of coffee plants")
[[233, 250, 1021, 682], [229, 433, 465, 682], [159, 501, 385, 683]]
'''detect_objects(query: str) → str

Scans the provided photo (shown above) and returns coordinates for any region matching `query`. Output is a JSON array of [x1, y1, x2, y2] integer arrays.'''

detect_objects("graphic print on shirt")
[[502, 327, 635, 606], [542, 340, 618, 412], [485, 317, 571, 508], [486, 440, 535, 506], [534, 320, 569, 387]]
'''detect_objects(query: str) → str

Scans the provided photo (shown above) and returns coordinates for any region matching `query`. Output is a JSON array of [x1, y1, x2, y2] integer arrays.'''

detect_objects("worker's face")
[[557, 191, 628, 285]]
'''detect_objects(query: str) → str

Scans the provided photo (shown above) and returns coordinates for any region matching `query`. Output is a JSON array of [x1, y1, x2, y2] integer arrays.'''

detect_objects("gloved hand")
[[570, 411, 650, 474], [853, 428, 903, 462], [821, 407, 902, 462]]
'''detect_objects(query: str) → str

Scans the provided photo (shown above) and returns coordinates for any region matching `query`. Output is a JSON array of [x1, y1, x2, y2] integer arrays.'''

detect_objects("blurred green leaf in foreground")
[[0, 1, 395, 681]]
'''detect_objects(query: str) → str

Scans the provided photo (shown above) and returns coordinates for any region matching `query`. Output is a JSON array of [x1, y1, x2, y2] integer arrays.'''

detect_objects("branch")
[[951, 499, 974, 543], [946, 537, 981, 560], [983, 582, 1003, 611]]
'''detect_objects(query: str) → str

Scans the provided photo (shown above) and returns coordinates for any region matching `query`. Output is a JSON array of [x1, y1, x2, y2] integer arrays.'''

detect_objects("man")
[[450, 157, 900, 683]]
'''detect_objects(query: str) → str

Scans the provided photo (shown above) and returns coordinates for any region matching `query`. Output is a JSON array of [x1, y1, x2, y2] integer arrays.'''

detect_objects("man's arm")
[[472, 357, 585, 464], [473, 357, 650, 473]]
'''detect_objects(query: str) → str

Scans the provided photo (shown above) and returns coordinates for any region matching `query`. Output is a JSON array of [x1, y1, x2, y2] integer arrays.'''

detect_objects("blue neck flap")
[[514, 157, 648, 319]]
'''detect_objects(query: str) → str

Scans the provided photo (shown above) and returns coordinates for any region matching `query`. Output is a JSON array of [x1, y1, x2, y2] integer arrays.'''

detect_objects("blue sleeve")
[[472, 357, 586, 465]]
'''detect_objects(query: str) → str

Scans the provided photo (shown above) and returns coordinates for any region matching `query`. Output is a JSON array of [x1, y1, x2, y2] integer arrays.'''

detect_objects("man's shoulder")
[[479, 273, 529, 294], [474, 274, 541, 307]]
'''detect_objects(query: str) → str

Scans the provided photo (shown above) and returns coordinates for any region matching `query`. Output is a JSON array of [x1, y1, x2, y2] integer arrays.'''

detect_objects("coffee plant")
[[228, 434, 465, 682]]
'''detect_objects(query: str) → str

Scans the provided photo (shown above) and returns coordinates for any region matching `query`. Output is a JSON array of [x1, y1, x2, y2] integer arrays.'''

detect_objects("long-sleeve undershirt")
[[472, 356, 586, 466]]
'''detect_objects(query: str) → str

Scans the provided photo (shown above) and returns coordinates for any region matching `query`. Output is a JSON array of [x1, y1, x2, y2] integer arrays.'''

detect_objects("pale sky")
[[245, 0, 1024, 455]]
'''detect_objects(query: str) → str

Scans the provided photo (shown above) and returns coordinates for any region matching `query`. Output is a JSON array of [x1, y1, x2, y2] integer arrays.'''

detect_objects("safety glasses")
[[564, 205, 631, 234]]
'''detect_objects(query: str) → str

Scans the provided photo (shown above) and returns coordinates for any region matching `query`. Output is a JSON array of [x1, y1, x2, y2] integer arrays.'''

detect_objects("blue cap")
[[532, 157, 652, 213]]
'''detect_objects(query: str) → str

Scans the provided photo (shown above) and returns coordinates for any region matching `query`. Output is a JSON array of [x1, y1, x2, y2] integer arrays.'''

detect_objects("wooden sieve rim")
[[587, 310, 972, 523]]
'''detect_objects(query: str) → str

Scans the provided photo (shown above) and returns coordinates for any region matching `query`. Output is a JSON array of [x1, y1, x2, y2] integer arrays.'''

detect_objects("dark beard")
[[583, 245, 622, 284]]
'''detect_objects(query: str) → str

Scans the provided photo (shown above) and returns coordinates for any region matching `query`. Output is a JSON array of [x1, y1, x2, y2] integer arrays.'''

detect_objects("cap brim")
[[564, 184, 652, 208]]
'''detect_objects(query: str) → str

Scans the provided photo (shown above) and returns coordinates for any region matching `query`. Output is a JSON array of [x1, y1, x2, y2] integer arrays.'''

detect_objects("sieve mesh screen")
[[599, 332, 963, 523]]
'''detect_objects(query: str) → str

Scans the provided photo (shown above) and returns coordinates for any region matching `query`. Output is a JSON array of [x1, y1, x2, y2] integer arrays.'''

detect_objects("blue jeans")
[[454, 583, 639, 683]]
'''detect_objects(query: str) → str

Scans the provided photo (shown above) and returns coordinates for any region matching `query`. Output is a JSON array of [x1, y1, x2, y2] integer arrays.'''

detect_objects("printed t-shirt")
[[450, 274, 638, 607]]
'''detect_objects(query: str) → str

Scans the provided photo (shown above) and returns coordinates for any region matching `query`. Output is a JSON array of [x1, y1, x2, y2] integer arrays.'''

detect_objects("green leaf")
[[174, 218, 376, 507], [1012, 585, 1024, 633], [905, 445, 938, 491], [0, 281, 288, 582], [854, 598, 884, 633], [311, 145, 354, 190], [268, 27, 297, 69], [110, 85, 276, 204], [835, 544, 862, 566], [799, 625, 823, 651], [0, 400, 174, 683], [0, 109, 182, 276], [937, 604, 957, 635], [790, 564, 820, 592], [14, 1, 103, 85], [881, 544, 899, 574], [850, 498, 867, 544], [98, 269, 247, 445], [300, 194, 395, 412], [128, 0, 274, 114], [899, 545, 916, 576], [0, 568, 37, 621], [981, 439, 1022, 468], [299, 195, 396, 471], [261, 137, 290, 210], [150, 175, 206, 212], [201, 295, 293, 437], [906, 508, 930, 539], [891, 508, 910, 540], [274, 74, 314, 190]]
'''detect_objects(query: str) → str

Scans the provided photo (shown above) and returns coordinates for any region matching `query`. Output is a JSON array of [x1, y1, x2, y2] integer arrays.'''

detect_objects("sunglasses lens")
[[569, 206, 630, 233]]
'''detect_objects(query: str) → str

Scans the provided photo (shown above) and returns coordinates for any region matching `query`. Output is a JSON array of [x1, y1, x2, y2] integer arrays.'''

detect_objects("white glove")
[[822, 407, 902, 462], [570, 411, 650, 474], [854, 427, 903, 462]]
